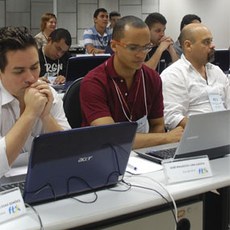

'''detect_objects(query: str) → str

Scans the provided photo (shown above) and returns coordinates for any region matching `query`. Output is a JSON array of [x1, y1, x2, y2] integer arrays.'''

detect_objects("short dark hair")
[[109, 11, 121, 20], [112, 15, 147, 41], [0, 26, 37, 72], [180, 14, 201, 31], [93, 8, 108, 18], [145, 12, 167, 29], [49, 28, 72, 47]]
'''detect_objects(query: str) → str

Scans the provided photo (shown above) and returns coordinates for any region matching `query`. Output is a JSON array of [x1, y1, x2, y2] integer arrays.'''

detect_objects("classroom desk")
[[1, 155, 230, 230]]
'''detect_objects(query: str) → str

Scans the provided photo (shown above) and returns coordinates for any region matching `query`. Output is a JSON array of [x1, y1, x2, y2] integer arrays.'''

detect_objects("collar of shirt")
[[105, 55, 142, 82], [0, 81, 15, 106], [92, 26, 110, 37]]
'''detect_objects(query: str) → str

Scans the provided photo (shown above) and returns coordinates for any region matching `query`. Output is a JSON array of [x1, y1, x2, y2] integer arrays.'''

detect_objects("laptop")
[[65, 54, 110, 82], [0, 122, 137, 204], [212, 49, 230, 73], [135, 110, 230, 164]]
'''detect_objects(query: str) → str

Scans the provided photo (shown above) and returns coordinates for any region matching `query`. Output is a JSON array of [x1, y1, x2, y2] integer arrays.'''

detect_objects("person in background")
[[34, 12, 57, 49], [144, 12, 179, 73], [80, 16, 183, 149], [0, 26, 70, 177], [83, 8, 112, 54], [38, 28, 72, 85], [174, 14, 201, 57], [108, 11, 121, 33], [161, 23, 230, 130], [105, 11, 121, 54]]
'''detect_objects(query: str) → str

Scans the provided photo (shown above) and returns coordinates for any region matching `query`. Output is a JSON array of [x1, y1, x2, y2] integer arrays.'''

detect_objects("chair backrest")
[[63, 77, 83, 128], [65, 54, 110, 81]]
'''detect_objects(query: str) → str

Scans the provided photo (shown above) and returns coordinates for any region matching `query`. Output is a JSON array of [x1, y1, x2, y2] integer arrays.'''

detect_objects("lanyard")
[[105, 61, 148, 122]]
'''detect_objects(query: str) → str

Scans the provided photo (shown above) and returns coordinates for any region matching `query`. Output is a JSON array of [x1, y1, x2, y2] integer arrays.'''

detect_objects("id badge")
[[208, 94, 225, 111]]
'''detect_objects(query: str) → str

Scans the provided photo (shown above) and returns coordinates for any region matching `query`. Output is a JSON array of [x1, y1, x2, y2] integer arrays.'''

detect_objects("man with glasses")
[[38, 28, 72, 85], [80, 16, 183, 149]]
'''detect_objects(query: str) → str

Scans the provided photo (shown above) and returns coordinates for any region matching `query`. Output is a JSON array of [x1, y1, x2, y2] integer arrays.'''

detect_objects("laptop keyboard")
[[146, 147, 177, 159], [0, 182, 25, 194]]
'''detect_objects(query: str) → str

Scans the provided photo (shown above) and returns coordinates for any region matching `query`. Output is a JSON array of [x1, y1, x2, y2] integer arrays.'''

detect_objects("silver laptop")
[[135, 110, 230, 164]]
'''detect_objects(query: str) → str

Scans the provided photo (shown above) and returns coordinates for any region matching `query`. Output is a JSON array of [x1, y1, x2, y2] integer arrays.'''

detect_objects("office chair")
[[63, 77, 83, 128]]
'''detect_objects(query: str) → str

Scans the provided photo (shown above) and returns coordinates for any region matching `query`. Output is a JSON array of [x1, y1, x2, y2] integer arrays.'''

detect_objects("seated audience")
[[108, 11, 121, 33], [34, 12, 57, 49], [174, 14, 201, 57], [0, 26, 70, 177], [80, 16, 183, 149], [161, 23, 230, 130], [38, 28, 72, 85], [83, 8, 112, 54], [144, 12, 179, 73]]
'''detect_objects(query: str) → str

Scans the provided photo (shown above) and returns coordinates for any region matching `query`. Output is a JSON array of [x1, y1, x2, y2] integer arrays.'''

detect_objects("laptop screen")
[[23, 122, 137, 204], [66, 55, 110, 81]]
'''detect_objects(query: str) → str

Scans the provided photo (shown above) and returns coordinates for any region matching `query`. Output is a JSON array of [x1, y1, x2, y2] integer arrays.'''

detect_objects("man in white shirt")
[[0, 26, 70, 177], [161, 23, 230, 130]]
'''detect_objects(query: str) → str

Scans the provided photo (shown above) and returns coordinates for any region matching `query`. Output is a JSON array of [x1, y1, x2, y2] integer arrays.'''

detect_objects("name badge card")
[[162, 155, 212, 184], [208, 94, 225, 111], [0, 187, 26, 223]]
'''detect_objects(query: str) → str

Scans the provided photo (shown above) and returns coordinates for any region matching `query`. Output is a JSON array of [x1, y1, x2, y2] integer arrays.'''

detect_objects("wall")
[[0, 0, 229, 48], [160, 0, 230, 49]]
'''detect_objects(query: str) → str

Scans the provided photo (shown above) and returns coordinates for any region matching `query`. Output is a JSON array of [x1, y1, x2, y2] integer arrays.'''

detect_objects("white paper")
[[126, 153, 163, 174], [4, 166, 27, 178]]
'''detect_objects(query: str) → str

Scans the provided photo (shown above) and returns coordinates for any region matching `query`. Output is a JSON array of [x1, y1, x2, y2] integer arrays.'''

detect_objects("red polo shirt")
[[80, 55, 164, 126]]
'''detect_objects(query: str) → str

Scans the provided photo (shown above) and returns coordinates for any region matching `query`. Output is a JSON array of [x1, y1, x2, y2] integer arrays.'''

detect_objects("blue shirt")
[[83, 26, 112, 51]]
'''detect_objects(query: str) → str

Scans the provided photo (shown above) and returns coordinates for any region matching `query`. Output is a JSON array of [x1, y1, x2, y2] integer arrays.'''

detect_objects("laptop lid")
[[23, 122, 137, 204], [65, 54, 110, 81], [211, 49, 230, 73], [135, 110, 230, 162], [174, 110, 230, 159]]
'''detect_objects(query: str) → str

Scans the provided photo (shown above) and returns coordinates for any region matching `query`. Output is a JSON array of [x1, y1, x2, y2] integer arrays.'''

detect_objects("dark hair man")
[[0, 26, 70, 177], [80, 16, 183, 149]]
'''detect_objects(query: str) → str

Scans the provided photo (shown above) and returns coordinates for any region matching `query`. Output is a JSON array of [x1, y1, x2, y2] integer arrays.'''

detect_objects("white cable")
[[127, 174, 178, 230]]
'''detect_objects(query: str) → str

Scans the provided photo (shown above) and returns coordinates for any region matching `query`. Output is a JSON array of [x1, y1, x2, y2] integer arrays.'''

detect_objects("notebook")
[[0, 122, 137, 204], [135, 110, 230, 164], [65, 54, 110, 82]]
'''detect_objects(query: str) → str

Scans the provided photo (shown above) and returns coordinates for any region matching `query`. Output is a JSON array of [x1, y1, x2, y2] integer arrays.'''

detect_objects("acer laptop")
[[0, 122, 137, 204], [135, 110, 230, 164]]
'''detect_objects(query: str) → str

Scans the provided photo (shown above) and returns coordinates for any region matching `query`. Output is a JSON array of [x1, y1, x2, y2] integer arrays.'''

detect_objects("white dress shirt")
[[0, 82, 70, 177], [161, 55, 230, 130]]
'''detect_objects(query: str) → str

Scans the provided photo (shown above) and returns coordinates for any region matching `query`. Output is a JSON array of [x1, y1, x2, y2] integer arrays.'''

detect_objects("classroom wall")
[[160, 0, 230, 49], [0, 0, 229, 48]]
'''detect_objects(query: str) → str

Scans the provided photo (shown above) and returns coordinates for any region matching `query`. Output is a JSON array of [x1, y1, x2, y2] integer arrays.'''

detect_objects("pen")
[[128, 163, 138, 171]]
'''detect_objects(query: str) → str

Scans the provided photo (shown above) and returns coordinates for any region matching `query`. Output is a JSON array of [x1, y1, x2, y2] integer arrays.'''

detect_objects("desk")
[[1, 155, 230, 230]]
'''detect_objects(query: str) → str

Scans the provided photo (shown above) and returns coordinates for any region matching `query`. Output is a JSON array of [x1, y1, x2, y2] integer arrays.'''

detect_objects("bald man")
[[160, 23, 230, 130]]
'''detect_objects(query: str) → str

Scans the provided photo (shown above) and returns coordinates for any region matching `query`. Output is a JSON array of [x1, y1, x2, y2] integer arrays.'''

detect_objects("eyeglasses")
[[112, 40, 153, 53]]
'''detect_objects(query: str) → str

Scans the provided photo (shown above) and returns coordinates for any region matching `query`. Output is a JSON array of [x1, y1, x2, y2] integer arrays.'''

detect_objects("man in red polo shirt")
[[80, 16, 183, 149]]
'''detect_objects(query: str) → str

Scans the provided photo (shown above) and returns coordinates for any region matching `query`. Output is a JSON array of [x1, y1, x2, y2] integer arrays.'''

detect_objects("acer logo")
[[78, 156, 93, 163]]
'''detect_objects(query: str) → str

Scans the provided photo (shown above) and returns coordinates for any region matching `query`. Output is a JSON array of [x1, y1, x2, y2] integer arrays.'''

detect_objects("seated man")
[[173, 14, 201, 57], [83, 8, 112, 54], [161, 23, 230, 130], [80, 16, 183, 149], [0, 26, 70, 177], [38, 28, 72, 85], [144, 12, 179, 73], [108, 11, 121, 33]]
